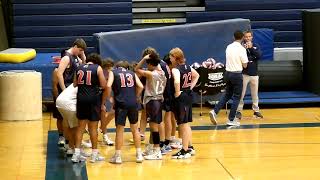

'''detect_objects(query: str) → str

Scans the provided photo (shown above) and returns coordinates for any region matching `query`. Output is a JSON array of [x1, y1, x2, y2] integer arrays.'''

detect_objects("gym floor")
[[1, 107, 320, 180]]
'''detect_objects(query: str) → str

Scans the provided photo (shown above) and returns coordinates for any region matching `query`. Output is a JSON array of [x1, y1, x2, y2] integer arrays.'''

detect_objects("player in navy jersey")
[[52, 49, 67, 148], [137, 75, 147, 139], [57, 39, 86, 91], [99, 58, 115, 146], [163, 54, 182, 150], [170, 48, 199, 159], [159, 54, 175, 154], [71, 53, 106, 163], [127, 61, 148, 144], [137, 49, 149, 144], [106, 61, 144, 164], [135, 51, 167, 160], [56, 39, 86, 148]]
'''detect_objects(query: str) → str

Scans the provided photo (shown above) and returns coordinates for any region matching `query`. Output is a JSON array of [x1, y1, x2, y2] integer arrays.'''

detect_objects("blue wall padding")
[[252, 29, 274, 61], [94, 19, 251, 64]]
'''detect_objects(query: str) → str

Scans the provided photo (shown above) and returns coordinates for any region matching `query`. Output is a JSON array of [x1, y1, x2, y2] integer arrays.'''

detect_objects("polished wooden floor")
[[1, 107, 320, 180]]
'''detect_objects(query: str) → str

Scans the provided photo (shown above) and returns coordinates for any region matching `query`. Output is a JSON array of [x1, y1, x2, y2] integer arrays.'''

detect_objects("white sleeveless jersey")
[[56, 84, 78, 111], [143, 69, 167, 105]]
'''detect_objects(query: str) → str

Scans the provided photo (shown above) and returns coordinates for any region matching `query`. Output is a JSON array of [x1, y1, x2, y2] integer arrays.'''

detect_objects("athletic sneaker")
[[170, 139, 182, 149], [254, 111, 263, 119], [142, 144, 154, 156], [58, 136, 65, 147], [80, 149, 91, 157], [90, 153, 105, 163], [161, 145, 172, 155], [172, 149, 191, 159], [188, 146, 196, 156], [109, 154, 122, 164], [226, 118, 240, 126], [103, 134, 114, 146], [71, 153, 87, 163], [81, 140, 92, 148], [209, 110, 217, 125], [66, 148, 74, 157], [144, 150, 162, 160], [60, 143, 69, 152], [136, 153, 144, 163], [236, 111, 242, 120]]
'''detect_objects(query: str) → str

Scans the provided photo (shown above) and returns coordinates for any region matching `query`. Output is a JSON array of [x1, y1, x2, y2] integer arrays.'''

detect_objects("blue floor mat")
[[243, 91, 320, 104], [45, 131, 87, 180], [244, 91, 319, 99], [244, 97, 320, 104]]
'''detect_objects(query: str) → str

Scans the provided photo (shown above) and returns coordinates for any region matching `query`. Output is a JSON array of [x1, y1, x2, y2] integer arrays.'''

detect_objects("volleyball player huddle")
[[56, 43, 199, 164]]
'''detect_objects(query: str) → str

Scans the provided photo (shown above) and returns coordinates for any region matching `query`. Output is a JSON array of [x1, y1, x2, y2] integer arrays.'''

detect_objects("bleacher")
[[186, 0, 320, 48], [2, 0, 320, 103], [11, 0, 320, 49], [12, 0, 132, 53], [4, 0, 133, 101], [132, 0, 204, 29], [9, 0, 320, 51]]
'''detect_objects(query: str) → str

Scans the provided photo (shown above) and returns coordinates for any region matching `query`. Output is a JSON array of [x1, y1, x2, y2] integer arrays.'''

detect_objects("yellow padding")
[[0, 48, 36, 63]]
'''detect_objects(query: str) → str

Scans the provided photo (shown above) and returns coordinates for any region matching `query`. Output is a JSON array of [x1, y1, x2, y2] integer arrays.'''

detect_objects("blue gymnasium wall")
[[12, 0, 132, 53], [187, 0, 320, 48], [94, 19, 251, 64]]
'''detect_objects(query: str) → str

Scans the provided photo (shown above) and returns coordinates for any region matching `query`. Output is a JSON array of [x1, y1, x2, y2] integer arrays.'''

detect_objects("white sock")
[[92, 149, 98, 155], [154, 147, 160, 152], [115, 150, 121, 156], [136, 148, 142, 155], [64, 144, 70, 149], [74, 148, 80, 155], [170, 136, 175, 141]]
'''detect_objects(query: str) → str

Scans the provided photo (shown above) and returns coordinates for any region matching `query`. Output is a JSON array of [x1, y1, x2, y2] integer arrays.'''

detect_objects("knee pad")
[[152, 132, 160, 145]]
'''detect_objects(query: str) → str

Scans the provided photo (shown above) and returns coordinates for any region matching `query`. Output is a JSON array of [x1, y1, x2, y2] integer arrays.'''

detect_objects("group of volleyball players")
[[53, 38, 199, 164]]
